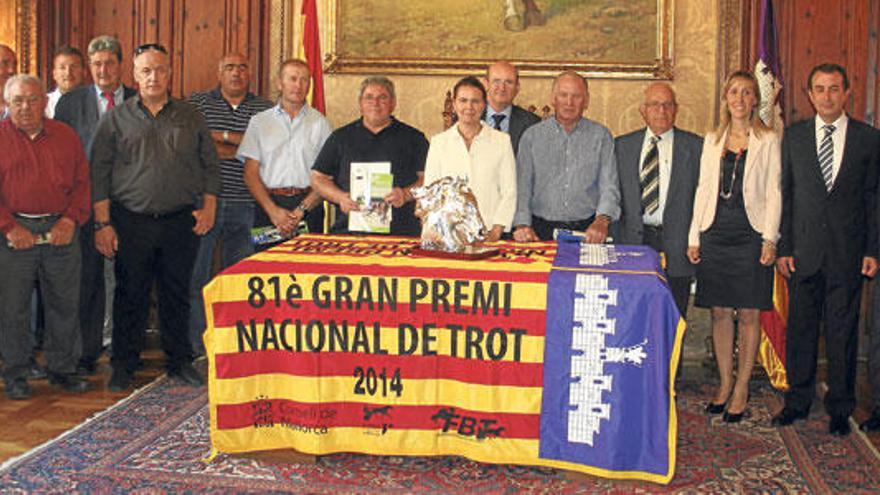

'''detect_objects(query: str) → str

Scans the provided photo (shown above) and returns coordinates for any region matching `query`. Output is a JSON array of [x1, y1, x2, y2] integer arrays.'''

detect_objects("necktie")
[[640, 136, 661, 215], [103, 91, 116, 109], [491, 113, 506, 131], [818, 124, 835, 191]]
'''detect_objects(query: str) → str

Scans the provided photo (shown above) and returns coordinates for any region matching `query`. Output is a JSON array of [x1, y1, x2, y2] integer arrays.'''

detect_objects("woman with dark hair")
[[423, 76, 517, 241], [687, 70, 782, 422]]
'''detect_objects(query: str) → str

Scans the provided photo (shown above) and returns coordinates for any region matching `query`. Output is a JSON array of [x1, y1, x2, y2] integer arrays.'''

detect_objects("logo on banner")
[[568, 273, 647, 446]]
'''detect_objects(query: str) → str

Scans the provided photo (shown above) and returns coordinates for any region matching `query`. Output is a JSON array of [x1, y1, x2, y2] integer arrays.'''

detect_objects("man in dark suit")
[[482, 61, 540, 154], [54, 35, 136, 376], [613, 82, 703, 318], [773, 63, 880, 436]]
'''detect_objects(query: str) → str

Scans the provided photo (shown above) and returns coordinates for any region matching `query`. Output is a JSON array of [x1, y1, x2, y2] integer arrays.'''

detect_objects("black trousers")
[[643, 225, 691, 319], [531, 215, 594, 242], [784, 264, 863, 417], [110, 205, 198, 373], [78, 219, 106, 366], [254, 193, 324, 251]]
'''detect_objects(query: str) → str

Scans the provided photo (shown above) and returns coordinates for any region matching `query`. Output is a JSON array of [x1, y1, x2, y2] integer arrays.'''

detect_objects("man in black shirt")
[[90, 44, 220, 392], [311, 76, 428, 236]]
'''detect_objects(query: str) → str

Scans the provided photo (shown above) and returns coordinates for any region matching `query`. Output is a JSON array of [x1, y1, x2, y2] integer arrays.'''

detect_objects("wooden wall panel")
[[35, 0, 270, 98], [775, 0, 873, 123]]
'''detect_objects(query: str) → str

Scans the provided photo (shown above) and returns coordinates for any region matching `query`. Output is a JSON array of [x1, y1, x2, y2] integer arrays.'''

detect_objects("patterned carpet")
[[1, 373, 879, 494]]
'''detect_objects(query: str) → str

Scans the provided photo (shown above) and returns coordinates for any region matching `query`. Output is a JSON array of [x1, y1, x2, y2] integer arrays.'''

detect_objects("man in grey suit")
[[483, 61, 541, 153], [54, 35, 136, 376], [613, 83, 703, 318]]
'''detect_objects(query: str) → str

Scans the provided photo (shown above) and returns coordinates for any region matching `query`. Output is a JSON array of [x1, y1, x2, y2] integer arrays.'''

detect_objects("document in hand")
[[349, 161, 393, 233]]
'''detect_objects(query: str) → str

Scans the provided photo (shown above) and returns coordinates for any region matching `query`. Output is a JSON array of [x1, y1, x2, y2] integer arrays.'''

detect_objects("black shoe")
[[4, 378, 31, 400], [168, 364, 204, 387], [705, 401, 727, 414], [829, 415, 851, 436], [108, 369, 133, 392], [27, 363, 47, 381], [723, 409, 748, 423], [771, 407, 809, 426], [76, 361, 98, 376], [48, 373, 92, 393], [859, 411, 880, 432]]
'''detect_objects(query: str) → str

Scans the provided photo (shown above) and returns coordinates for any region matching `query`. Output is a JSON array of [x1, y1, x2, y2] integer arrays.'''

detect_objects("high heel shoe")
[[722, 409, 748, 423], [705, 401, 726, 414]]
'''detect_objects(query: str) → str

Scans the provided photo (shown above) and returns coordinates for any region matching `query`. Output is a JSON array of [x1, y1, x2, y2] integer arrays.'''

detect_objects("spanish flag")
[[298, 0, 325, 114]]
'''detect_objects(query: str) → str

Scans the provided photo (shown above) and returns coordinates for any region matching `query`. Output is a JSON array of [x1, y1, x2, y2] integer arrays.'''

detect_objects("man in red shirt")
[[0, 75, 92, 399]]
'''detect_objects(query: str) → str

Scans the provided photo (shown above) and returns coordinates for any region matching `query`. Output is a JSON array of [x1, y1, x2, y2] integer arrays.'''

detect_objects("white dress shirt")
[[45, 88, 62, 118], [237, 104, 331, 188], [424, 122, 517, 230], [639, 127, 674, 226], [814, 113, 848, 185]]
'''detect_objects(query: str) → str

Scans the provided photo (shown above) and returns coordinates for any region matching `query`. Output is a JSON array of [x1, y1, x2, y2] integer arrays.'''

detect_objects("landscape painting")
[[325, 0, 672, 77]]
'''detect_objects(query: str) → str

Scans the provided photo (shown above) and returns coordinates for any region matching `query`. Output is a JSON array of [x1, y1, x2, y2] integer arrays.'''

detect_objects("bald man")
[[483, 61, 540, 153], [0, 44, 17, 118], [513, 71, 620, 243], [612, 83, 703, 317]]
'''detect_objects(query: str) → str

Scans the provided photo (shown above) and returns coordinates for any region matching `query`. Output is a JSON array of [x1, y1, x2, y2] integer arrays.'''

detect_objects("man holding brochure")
[[311, 76, 428, 236]]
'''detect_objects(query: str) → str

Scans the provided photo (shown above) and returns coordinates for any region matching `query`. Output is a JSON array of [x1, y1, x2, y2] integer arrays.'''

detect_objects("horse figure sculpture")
[[412, 176, 486, 252]]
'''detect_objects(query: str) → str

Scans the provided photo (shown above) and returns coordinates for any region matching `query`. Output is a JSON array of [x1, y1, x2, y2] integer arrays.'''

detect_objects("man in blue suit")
[[54, 35, 136, 376]]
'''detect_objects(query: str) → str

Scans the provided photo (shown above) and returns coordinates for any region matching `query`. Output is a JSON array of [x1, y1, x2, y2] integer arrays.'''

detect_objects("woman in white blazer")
[[687, 71, 781, 423], [423, 77, 517, 241]]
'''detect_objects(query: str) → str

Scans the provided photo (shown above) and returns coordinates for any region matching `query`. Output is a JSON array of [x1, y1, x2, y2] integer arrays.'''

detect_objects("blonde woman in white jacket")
[[687, 71, 781, 423]]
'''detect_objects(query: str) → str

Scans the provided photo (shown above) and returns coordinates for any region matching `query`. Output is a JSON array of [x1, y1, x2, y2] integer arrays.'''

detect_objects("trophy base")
[[411, 246, 500, 260]]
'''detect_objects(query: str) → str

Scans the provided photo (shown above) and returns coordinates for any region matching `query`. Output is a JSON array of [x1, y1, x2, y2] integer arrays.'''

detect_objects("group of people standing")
[[1, 37, 880, 439]]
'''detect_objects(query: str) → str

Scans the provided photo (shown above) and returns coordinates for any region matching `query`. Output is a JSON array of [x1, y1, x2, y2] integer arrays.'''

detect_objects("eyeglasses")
[[134, 43, 168, 57], [644, 101, 676, 110]]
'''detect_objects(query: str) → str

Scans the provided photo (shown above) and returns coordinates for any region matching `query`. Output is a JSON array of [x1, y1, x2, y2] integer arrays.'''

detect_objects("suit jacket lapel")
[[832, 120, 858, 192], [663, 128, 687, 222], [85, 89, 99, 127]]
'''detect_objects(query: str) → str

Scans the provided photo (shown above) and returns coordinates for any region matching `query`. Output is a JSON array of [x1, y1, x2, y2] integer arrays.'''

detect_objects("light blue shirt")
[[237, 104, 332, 188], [94, 84, 124, 116], [484, 104, 512, 134], [514, 117, 620, 225]]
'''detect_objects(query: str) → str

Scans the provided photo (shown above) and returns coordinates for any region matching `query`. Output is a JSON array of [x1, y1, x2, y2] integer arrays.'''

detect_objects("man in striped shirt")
[[188, 53, 272, 355]]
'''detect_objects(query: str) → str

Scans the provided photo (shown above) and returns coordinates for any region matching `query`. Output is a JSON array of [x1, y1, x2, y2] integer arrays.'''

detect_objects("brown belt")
[[268, 186, 310, 197]]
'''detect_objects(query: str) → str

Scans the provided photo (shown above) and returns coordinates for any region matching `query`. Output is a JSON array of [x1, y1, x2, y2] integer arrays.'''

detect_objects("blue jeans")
[[189, 200, 255, 354]]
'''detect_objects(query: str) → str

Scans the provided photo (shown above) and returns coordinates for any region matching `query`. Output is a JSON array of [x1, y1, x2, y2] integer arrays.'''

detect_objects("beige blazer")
[[687, 128, 781, 247]]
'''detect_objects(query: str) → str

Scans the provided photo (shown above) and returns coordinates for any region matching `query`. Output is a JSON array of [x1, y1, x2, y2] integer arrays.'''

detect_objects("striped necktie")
[[819, 124, 836, 191], [640, 136, 661, 215]]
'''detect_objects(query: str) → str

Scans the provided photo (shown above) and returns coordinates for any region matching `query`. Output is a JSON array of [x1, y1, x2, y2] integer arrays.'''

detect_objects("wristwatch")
[[94, 220, 111, 231], [222, 130, 230, 144]]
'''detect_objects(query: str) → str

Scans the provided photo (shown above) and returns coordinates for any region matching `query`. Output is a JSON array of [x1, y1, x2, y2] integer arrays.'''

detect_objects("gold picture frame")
[[321, 0, 674, 79]]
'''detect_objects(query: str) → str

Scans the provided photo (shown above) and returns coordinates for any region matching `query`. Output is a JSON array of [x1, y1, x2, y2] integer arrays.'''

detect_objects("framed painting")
[[322, 0, 674, 78]]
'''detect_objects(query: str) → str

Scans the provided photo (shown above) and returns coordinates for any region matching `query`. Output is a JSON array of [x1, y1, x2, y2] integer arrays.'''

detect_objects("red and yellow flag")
[[298, 0, 325, 114]]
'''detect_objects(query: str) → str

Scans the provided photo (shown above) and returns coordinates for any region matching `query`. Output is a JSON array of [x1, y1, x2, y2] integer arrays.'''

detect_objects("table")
[[204, 234, 682, 484]]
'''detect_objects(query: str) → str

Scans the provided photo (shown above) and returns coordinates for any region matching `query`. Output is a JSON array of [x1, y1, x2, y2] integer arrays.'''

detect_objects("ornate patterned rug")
[[1, 375, 879, 494]]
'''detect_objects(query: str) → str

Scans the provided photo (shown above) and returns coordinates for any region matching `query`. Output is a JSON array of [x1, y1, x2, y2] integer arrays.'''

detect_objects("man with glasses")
[[0, 75, 92, 399], [612, 82, 703, 318], [90, 43, 220, 392], [188, 53, 272, 356], [483, 61, 540, 154], [311, 76, 428, 236], [55, 35, 137, 376], [0, 44, 16, 118]]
